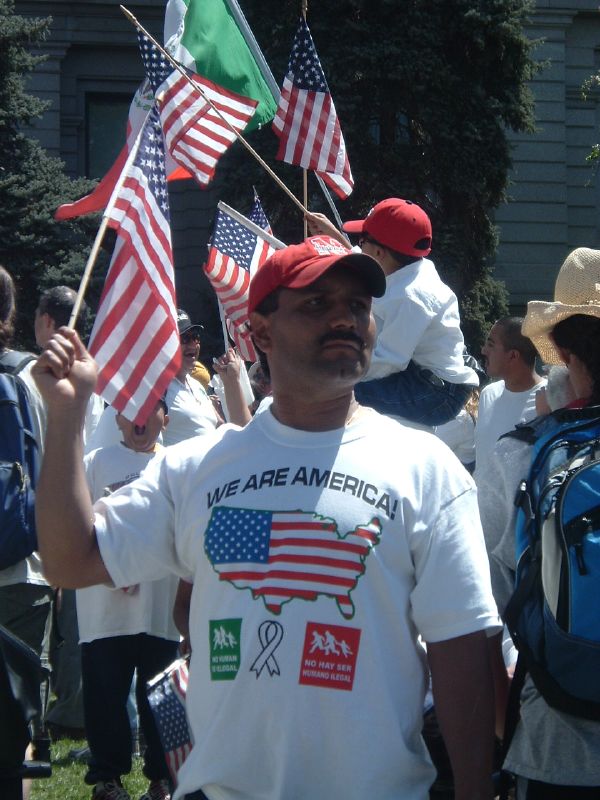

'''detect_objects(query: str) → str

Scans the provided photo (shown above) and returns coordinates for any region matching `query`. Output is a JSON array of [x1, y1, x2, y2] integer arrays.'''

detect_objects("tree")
[[221, 0, 538, 351], [0, 0, 103, 349]]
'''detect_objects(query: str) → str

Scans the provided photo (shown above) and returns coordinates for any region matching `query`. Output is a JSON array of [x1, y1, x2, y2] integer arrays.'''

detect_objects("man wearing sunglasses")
[[308, 199, 478, 429], [162, 310, 219, 446]]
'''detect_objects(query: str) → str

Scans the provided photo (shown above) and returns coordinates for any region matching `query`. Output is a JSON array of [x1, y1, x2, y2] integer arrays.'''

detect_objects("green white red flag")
[[55, 0, 278, 221]]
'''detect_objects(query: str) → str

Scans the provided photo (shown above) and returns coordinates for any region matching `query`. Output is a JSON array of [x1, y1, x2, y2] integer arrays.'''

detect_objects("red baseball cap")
[[342, 198, 432, 258], [248, 235, 386, 314]]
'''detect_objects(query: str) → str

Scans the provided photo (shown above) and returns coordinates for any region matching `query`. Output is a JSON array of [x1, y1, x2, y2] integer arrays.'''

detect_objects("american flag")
[[204, 197, 275, 361], [147, 656, 192, 783], [88, 108, 180, 425], [272, 18, 353, 199], [205, 507, 381, 618], [138, 33, 257, 186]]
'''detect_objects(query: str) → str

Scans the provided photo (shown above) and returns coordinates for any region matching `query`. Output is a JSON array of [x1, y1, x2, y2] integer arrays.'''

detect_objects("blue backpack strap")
[[0, 351, 36, 376], [0, 350, 40, 480], [0, 373, 27, 463], [0, 371, 39, 568]]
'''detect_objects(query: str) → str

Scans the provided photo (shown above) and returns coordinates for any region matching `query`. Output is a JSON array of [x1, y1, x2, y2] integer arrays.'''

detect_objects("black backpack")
[[0, 351, 40, 569]]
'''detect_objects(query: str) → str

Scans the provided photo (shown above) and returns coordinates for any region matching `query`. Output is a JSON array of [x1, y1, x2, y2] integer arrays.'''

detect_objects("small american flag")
[[88, 108, 180, 425], [249, 188, 272, 235], [205, 507, 381, 618], [147, 656, 192, 783], [138, 33, 257, 186], [204, 197, 275, 361], [272, 18, 353, 199]]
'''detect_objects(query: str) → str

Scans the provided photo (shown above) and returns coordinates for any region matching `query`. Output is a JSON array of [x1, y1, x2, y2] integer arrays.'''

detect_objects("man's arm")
[[305, 212, 351, 247], [212, 348, 252, 426], [427, 630, 495, 800], [32, 328, 111, 589]]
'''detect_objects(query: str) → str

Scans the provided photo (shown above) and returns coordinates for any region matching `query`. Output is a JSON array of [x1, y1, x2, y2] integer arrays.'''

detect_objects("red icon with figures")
[[299, 621, 361, 691]]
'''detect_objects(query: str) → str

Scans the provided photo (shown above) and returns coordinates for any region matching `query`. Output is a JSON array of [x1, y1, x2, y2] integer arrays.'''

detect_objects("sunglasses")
[[180, 332, 201, 344], [358, 234, 382, 248]]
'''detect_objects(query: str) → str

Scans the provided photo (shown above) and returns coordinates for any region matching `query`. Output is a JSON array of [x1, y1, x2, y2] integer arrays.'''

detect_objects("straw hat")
[[522, 247, 600, 364]]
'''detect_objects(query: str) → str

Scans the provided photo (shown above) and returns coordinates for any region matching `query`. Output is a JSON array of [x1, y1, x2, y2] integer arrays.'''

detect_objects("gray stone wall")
[[494, 1, 600, 308]]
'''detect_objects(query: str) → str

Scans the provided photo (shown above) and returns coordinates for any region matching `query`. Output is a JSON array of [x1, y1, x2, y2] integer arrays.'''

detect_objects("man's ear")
[[248, 311, 272, 354]]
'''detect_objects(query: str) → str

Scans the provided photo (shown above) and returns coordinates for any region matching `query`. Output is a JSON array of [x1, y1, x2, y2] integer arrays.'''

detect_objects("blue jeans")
[[82, 633, 178, 785], [355, 360, 474, 426]]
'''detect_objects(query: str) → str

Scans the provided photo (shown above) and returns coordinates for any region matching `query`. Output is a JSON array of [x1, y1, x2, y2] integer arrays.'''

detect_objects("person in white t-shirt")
[[33, 236, 501, 800], [308, 199, 479, 428], [164, 311, 220, 447], [475, 316, 546, 479], [78, 399, 179, 800]]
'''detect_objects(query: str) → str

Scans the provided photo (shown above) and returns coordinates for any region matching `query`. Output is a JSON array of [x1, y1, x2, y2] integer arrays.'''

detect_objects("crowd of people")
[[1, 198, 599, 800]]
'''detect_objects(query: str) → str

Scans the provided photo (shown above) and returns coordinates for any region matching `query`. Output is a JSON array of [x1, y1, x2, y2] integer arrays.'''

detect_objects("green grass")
[[30, 738, 148, 800]]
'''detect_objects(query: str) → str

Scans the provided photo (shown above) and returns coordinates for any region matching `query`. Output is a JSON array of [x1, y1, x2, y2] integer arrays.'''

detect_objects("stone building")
[[495, 0, 600, 307]]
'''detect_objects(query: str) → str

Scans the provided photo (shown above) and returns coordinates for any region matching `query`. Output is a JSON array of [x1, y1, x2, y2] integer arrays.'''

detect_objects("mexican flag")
[[55, 0, 278, 220], [165, 0, 279, 131]]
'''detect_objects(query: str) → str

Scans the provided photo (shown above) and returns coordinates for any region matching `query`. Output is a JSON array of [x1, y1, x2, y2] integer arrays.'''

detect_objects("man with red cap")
[[308, 199, 478, 427], [32, 236, 500, 800]]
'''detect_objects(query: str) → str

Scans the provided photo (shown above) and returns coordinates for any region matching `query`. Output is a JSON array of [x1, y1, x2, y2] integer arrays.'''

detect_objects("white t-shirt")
[[363, 258, 477, 386], [77, 444, 179, 643], [433, 409, 476, 466], [474, 379, 545, 479], [164, 375, 219, 446], [94, 408, 500, 800]]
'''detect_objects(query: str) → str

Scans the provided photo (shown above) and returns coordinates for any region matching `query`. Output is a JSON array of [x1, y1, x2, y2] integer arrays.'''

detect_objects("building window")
[[86, 94, 131, 178]]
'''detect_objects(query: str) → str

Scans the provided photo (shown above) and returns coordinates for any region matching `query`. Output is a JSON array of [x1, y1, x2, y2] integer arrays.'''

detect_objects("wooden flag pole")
[[302, 0, 309, 238], [303, 170, 308, 239], [120, 5, 309, 218], [68, 111, 151, 330]]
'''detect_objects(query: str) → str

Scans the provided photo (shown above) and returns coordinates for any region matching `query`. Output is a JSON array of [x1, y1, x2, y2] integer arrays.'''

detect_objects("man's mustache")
[[319, 331, 367, 350]]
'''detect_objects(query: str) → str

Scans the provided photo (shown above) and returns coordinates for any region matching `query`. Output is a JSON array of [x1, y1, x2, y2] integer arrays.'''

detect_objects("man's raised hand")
[[32, 327, 97, 412], [305, 212, 351, 248]]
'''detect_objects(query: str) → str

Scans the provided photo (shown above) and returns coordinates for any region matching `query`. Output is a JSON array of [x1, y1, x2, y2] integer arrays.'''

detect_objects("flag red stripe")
[[223, 569, 357, 588], [271, 521, 336, 531], [268, 536, 371, 555], [268, 553, 367, 571]]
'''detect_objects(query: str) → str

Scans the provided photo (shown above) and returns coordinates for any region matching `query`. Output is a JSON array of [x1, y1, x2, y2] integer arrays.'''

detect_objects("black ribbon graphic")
[[250, 621, 284, 678]]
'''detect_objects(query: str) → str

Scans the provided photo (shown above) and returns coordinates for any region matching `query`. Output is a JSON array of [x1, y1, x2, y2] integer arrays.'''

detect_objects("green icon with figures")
[[209, 618, 242, 680]]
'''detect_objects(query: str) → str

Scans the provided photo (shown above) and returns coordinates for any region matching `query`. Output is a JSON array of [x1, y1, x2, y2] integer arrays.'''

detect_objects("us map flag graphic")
[[204, 507, 381, 618]]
